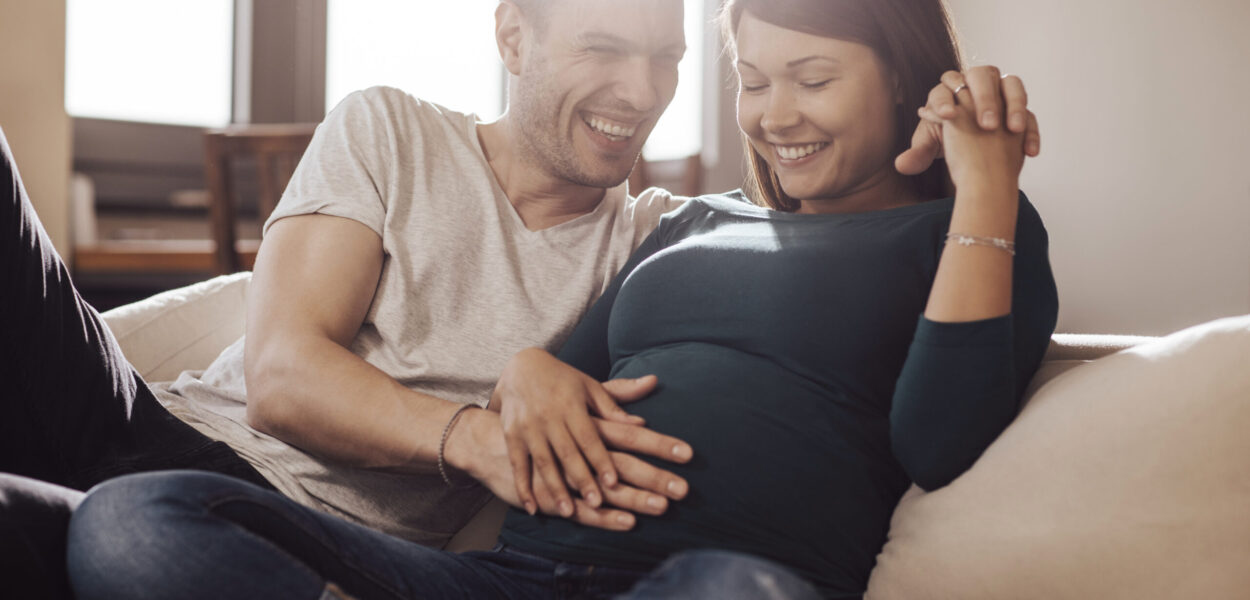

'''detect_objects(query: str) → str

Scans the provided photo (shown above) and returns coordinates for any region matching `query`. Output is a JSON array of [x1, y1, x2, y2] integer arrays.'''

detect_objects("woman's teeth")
[[776, 143, 828, 160], [585, 116, 637, 141]]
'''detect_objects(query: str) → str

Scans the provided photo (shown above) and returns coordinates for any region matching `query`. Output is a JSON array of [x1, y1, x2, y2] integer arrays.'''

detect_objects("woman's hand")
[[896, 66, 1039, 179], [445, 408, 690, 531], [933, 72, 1028, 192], [492, 348, 693, 518]]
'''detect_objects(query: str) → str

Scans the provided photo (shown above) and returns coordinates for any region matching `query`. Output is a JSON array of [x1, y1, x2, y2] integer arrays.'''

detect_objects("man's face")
[[511, 0, 686, 189]]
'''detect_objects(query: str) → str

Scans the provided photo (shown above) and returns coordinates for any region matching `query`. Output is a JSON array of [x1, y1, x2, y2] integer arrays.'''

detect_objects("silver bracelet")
[[437, 403, 481, 488], [945, 232, 1016, 256]]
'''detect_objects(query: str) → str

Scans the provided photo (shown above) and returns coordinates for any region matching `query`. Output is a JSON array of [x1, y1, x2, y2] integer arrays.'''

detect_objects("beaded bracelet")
[[945, 232, 1016, 256], [437, 403, 482, 488]]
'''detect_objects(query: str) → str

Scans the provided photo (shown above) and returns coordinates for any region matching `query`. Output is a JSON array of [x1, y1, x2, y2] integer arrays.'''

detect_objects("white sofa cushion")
[[100, 272, 251, 382], [866, 314, 1250, 599]]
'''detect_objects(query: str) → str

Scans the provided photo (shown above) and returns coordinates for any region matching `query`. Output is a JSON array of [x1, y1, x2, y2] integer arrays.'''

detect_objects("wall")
[[0, 0, 71, 255], [947, 0, 1250, 334]]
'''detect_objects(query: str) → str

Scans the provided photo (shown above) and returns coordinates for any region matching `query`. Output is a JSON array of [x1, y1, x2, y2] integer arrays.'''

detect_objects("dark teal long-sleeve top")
[[499, 192, 1059, 597]]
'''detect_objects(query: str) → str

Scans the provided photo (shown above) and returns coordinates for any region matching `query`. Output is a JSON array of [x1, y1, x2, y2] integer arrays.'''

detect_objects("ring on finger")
[[952, 83, 968, 95]]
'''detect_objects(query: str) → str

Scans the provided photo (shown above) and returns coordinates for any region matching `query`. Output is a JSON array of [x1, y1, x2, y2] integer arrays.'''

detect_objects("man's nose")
[[613, 56, 661, 114], [760, 88, 801, 133]]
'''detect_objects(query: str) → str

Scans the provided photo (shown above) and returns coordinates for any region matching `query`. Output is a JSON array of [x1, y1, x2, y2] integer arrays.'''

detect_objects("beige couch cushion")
[[866, 314, 1250, 599], [100, 272, 251, 382]]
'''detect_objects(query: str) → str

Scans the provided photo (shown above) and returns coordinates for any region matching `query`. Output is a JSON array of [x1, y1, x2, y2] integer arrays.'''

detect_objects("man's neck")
[[477, 118, 608, 231]]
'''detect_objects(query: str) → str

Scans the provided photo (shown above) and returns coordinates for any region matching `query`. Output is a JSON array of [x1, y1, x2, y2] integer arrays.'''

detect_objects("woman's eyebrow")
[[736, 56, 840, 70], [786, 55, 840, 68]]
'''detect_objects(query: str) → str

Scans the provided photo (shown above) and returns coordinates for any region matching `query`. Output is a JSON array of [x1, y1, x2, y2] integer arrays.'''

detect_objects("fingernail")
[[1009, 113, 1026, 131], [560, 501, 573, 517], [602, 471, 617, 487], [525, 502, 536, 515], [616, 514, 634, 527], [981, 111, 997, 128], [940, 103, 954, 115], [672, 444, 691, 459], [1027, 140, 1040, 155], [586, 490, 601, 507], [667, 480, 687, 497], [646, 495, 666, 509]]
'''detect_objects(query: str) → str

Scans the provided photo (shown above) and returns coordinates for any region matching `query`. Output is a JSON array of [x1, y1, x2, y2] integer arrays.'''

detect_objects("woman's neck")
[[796, 169, 925, 215]]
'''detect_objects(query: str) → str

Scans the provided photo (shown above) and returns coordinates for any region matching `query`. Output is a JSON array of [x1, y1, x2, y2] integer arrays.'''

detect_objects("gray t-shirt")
[[152, 86, 682, 545]]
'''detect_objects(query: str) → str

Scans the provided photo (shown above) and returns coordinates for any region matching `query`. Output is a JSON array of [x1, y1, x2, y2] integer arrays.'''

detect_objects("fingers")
[[612, 451, 689, 501], [544, 425, 607, 512], [569, 498, 637, 531], [1025, 110, 1041, 156], [1000, 74, 1029, 133], [597, 419, 692, 464], [964, 65, 1005, 129], [895, 119, 944, 176], [505, 436, 537, 515], [600, 375, 657, 404], [525, 431, 577, 517], [592, 379, 648, 425], [929, 76, 959, 120], [566, 411, 619, 489]]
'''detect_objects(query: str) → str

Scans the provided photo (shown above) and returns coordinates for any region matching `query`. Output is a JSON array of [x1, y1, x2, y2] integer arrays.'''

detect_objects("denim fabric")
[[617, 550, 825, 600], [69, 471, 823, 600]]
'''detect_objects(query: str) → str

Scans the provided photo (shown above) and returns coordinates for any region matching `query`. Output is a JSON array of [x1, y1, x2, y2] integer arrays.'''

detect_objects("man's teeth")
[[777, 143, 828, 160], [586, 116, 637, 140]]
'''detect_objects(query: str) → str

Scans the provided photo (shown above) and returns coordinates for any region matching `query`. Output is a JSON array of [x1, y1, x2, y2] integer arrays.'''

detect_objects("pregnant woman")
[[66, 0, 1057, 597]]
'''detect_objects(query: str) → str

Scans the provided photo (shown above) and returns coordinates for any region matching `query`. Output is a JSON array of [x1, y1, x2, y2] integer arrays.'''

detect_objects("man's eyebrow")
[[736, 56, 840, 70], [577, 31, 686, 54]]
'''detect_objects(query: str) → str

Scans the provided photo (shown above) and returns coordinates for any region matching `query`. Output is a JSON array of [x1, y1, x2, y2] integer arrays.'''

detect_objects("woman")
[[66, 0, 1056, 598]]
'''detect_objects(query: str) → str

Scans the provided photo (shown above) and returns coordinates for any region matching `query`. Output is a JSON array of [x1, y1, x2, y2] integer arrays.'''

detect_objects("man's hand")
[[444, 408, 690, 531], [492, 348, 693, 519], [896, 66, 1040, 177]]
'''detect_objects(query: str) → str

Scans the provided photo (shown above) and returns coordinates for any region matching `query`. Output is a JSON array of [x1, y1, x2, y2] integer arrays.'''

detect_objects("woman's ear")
[[496, 1, 526, 76]]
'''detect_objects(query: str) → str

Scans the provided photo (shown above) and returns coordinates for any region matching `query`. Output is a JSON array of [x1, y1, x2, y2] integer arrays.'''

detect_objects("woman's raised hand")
[[491, 348, 692, 524], [895, 65, 1040, 179]]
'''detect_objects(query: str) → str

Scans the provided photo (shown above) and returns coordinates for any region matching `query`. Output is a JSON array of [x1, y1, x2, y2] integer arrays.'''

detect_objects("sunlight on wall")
[[326, 1, 503, 119]]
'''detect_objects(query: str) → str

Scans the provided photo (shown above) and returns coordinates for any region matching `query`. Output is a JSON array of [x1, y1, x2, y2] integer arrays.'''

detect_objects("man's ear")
[[496, 1, 526, 75]]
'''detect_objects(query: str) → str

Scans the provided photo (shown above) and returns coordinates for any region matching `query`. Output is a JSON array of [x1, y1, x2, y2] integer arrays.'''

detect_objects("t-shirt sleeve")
[[263, 89, 391, 238], [889, 193, 1060, 491]]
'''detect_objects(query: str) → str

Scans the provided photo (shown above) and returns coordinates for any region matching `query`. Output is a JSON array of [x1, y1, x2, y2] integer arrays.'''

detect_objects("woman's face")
[[734, 11, 907, 211]]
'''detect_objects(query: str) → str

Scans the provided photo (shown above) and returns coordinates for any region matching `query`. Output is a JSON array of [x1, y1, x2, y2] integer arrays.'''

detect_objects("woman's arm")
[[889, 72, 1059, 490]]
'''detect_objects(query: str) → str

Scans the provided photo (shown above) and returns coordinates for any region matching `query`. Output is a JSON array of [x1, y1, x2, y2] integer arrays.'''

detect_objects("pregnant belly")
[[597, 344, 902, 587]]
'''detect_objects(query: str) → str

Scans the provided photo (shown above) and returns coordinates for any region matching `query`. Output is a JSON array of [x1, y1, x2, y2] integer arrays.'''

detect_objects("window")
[[643, 0, 704, 161], [65, 0, 234, 126], [326, 1, 504, 119]]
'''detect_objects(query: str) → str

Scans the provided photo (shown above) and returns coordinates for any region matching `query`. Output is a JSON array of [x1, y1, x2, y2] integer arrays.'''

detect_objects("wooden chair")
[[628, 153, 703, 197], [203, 123, 317, 274]]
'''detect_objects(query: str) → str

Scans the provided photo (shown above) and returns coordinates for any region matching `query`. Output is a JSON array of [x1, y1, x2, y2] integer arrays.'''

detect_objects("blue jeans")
[[67, 471, 824, 600]]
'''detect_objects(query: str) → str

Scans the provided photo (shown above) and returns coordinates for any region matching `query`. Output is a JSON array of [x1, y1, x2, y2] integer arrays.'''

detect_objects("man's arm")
[[244, 213, 468, 470]]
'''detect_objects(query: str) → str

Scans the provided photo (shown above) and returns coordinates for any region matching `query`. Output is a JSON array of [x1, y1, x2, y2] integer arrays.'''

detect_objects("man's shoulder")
[[328, 86, 476, 141]]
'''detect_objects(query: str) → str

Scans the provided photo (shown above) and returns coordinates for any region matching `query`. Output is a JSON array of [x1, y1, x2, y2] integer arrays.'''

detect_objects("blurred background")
[[1, 0, 1246, 335]]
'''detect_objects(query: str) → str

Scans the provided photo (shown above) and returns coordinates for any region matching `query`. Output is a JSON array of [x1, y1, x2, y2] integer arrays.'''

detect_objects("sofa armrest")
[[100, 272, 252, 382]]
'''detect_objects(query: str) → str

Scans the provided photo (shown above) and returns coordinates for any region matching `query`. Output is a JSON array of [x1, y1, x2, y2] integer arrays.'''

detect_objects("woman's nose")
[[760, 89, 802, 133]]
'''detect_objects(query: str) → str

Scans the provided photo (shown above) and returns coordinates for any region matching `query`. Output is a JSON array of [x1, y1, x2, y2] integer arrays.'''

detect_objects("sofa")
[[100, 273, 1250, 598]]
